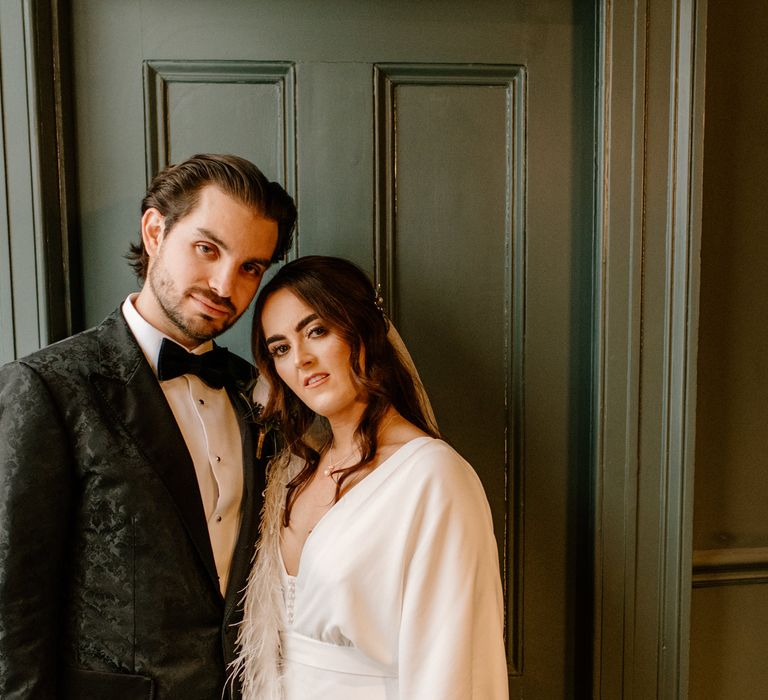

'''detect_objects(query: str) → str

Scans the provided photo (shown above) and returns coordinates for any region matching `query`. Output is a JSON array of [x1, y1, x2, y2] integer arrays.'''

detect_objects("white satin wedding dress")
[[234, 436, 508, 699]]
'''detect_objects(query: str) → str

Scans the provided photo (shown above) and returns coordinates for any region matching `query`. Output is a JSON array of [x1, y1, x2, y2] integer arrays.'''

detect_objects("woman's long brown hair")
[[251, 255, 440, 526]]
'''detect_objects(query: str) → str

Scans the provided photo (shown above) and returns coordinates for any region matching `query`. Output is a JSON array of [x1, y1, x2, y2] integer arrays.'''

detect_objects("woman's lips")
[[304, 373, 329, 388]]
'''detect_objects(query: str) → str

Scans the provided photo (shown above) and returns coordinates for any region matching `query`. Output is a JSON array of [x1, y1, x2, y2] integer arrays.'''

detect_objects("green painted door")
[[72, 1, 596, 695]]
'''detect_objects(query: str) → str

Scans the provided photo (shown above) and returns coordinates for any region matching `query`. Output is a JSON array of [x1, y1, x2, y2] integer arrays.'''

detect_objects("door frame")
[[593, 1, 706, 697], [1, 0, 707, 696]]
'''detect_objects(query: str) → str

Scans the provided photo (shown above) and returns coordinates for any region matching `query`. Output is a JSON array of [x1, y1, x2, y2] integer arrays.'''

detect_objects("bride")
[[232, 255, 508, 699]]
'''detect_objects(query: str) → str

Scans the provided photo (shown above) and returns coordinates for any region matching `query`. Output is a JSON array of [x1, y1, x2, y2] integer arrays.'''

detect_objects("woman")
[[232, 256, 508, 699]]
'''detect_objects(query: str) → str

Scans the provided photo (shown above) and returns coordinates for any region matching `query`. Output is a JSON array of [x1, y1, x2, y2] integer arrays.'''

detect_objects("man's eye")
[[197, 243, 215, 255], [244, 263, 264, 277]]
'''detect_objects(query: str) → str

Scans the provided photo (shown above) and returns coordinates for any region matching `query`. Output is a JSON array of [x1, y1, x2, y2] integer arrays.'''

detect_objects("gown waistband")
[[282, 631, 397, 678]]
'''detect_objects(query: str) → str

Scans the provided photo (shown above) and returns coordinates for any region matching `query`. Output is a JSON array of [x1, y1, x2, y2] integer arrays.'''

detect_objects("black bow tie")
[[157, 338, 235, 389]]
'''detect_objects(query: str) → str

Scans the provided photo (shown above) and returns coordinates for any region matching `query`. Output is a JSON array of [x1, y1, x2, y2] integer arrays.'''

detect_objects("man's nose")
[[208, 263, 238, 298]]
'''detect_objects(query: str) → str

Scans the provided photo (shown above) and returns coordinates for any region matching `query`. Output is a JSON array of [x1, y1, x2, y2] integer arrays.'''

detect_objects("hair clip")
[[374, 284, 386, 315]]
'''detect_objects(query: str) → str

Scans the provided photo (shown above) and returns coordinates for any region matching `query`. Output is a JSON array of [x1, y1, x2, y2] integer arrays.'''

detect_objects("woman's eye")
[[307, 325, 327, 339], [196, 243, 215, 255], [269, 344, 289, 358]]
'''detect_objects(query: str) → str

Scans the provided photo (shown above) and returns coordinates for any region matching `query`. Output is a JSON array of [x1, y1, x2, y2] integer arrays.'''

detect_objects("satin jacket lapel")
[[88, 310, 220, 595], [223, 383, 264, 609]]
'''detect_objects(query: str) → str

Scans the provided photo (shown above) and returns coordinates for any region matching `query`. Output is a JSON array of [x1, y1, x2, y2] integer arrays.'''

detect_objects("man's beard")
[[149, 267, 240, 344]]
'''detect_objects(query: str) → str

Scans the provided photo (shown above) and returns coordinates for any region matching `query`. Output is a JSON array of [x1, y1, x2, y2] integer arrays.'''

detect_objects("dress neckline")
[[279, 436, 434, 578]]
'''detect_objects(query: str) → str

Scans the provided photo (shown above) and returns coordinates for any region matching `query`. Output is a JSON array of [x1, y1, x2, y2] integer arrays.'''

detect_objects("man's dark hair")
[[127, 153, 297, 281]]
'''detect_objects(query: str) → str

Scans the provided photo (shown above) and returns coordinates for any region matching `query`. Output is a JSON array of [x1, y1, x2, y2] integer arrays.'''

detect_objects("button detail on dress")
[[285, 579, 296, 624], [198, 398, 205, 405]]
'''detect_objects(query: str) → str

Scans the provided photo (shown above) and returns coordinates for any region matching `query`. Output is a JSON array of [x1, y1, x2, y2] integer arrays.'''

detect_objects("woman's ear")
[[356, 342, 367, 375]]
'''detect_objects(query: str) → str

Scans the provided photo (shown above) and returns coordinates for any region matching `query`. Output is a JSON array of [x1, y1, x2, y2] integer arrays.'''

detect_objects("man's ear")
[[141, 208, 166, 256]]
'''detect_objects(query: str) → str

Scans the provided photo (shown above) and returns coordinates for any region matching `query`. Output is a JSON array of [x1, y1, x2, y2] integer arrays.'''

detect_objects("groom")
[[0, 154, 296, 698]]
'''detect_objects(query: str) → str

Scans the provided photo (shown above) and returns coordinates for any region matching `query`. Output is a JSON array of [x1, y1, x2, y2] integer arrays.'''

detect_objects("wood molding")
[[693, 547, 768, 587], [593, 0, 707, 697], [0, 0, 79, 360]]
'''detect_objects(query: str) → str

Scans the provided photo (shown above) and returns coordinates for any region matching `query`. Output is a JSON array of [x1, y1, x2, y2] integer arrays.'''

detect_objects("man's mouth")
[[190, 292, 233, 318]]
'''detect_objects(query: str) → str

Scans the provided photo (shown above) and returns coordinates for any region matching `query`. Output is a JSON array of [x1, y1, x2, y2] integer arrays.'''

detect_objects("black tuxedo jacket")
[[0, 309, 265, 699]]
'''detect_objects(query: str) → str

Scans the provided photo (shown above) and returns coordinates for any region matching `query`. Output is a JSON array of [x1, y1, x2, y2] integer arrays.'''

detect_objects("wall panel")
[[690, 2, 768, 695], [690, 585, 768, 698]]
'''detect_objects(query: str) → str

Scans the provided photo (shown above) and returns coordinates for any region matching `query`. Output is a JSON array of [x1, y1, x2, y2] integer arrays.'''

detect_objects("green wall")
[[691, 1, 768, 696]]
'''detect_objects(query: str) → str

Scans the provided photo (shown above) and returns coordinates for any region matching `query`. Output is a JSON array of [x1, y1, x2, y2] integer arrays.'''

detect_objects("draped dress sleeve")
[[397, 439, 508, 699]]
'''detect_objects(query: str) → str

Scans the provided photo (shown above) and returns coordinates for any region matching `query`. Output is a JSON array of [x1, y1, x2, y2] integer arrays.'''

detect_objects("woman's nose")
[[293, 344, 313, 368]]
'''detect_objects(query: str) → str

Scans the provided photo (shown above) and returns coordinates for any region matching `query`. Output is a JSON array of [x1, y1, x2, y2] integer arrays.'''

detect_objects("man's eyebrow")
[[197, 228, 227, 250], [197, 227, 271, 268], [244, 256, 272, 269], [265, 313, 318, 346]]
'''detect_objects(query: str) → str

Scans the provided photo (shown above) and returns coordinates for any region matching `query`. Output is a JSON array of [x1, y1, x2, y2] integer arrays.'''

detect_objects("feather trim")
[[229, 449, 302, 699]]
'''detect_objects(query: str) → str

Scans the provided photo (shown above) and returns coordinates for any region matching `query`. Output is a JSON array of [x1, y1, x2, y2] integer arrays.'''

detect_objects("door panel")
[[72, 1, 596, 695], [376, 66, 525, 669], [143, 61, 295, 212]]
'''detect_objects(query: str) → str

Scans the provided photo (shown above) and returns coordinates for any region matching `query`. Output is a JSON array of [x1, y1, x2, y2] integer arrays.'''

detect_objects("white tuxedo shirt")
[[122, 295, 243, 595]]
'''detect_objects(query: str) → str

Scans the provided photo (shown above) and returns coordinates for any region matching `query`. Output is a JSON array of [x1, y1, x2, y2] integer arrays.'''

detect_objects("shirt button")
[[216, 515, 222, 522], [215, 455, 221, 462], [198, 398, 205, 405]]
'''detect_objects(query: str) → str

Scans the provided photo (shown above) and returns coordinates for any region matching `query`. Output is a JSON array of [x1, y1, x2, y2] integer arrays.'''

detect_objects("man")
[[0, 154, 296, 698]]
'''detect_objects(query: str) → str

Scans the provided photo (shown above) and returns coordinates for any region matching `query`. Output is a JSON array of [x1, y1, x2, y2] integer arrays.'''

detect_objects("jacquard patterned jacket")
[[0, 309, 265, 699]]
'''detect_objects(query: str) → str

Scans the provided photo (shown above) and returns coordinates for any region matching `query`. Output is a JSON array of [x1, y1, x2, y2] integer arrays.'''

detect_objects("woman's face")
[[260, 287, 364, 425]]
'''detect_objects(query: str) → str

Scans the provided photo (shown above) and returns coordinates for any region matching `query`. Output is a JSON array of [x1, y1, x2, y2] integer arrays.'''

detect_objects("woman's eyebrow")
[[265, 314, 318, 346]]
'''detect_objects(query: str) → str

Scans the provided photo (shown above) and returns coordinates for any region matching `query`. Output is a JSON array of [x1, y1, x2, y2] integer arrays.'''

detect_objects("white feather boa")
[[229, 449, 303, 699]]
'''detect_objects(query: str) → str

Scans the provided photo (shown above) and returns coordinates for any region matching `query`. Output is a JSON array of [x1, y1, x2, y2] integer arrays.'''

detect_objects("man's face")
[[136, 184, 279, 348]]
